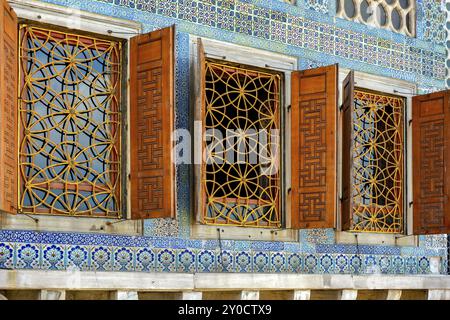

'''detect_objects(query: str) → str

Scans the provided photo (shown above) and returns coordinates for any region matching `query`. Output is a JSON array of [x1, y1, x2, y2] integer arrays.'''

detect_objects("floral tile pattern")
[[0, 239, 438, 275]]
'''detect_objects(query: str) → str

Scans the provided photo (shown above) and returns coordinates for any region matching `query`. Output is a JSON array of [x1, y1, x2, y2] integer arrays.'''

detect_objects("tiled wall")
[[0, 230, 446, 274], [0, 0, 448, 276]]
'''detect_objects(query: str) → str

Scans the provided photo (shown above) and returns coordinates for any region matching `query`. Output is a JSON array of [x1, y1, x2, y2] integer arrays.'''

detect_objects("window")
[[192, 38, 308, 239], [351, 88, 405, 233], [194, 38, 338, 237], [1, 1, 175, 232], [336, 0, 416, 37], [202, 59, 282, 227], [18, 24, 122, 217]]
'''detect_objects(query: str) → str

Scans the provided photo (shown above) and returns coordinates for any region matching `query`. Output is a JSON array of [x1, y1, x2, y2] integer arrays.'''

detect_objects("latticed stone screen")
[[336, 0, 416, 37], [18, 25, 122, 217]]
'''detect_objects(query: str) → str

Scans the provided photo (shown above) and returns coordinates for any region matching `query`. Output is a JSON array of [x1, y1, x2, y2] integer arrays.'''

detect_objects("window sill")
[[335, 230, 417, 246], [191, 223, 298, 242], [0, 212, 142, 236]]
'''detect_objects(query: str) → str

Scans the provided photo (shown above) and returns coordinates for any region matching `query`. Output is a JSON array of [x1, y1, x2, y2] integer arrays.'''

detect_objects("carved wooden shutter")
[[129, 25, 175, 219], [291, 64, 338, 229], [0, 0, 18, 214], [340, 71, 355, 231], [412, 90, 450, 234]]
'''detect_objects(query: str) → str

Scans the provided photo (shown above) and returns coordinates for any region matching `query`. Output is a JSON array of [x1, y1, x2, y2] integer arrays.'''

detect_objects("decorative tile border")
[[0, 231, 445, 274], [0, 230, 443, 256], [0, 241, 437, 274]]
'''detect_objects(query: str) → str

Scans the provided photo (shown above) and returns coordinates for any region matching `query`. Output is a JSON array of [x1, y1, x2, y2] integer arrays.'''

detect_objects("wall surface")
[[0, 0, 448, 277]]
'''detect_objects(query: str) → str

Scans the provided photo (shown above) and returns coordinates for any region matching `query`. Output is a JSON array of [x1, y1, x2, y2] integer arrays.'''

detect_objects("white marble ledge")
[[2, 270, 450, 291]]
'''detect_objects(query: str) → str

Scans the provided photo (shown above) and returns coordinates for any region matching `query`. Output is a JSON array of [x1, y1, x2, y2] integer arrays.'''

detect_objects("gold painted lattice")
[[202, 60, 281, 227], [351, 89, 404, 233], [18, 25, 122, 217]]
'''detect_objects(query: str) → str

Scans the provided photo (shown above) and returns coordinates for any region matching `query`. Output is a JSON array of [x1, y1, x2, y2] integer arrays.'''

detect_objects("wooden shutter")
[[0, 0, 18, 214], [195, 38, 206, 223], [412, 90, 450, 234], [129, 25, 175, 219], [291, 64, 338, 229], [340, 71, 355, 231]]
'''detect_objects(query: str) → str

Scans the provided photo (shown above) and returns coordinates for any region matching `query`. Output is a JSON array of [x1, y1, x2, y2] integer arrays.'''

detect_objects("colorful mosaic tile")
[[421, 0, 446, 45], [305, 0, 328, 13], [41, 0, 446, 87]]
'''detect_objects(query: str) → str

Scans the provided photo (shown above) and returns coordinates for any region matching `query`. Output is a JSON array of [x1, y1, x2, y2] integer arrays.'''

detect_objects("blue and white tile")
[[15, 243, 40, 269], [378, 256, 392, 274], [363, 255, 380, 274], [90, 246, 113, 271], [112, 247, 135, 271], [235, 251, 252, 272], [66, 245, 90, 271], [216, 250, 234, 272], [176, 248, 197, 272], [253, 251, 270, 272], [0, 242, 15, 269], [334, 254, 349, 274], [197, 250, 216, 272], [404, 256, 418, 274], [303, 254, 319, 273], [286, 252, 302, 273], [318, 254, 334, 274], [156, 248, 176, 272], [41, 244, 65, 270], [348, 255, 363, 274], [135, 247, 156, 272], [418, 256, 430, 274], [270, 252, 287, 273], [392, 255, 405, 274]]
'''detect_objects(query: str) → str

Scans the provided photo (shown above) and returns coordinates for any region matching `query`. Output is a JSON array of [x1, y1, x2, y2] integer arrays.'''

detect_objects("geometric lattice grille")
[[202, 60, 281, 228], [18, 25, 121, 217], [351, 89, 404, 233]]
